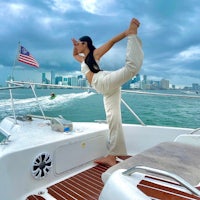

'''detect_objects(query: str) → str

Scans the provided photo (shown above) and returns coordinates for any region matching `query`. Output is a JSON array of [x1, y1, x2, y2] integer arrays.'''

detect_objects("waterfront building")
[[62, 77, 68, 85], [160, 79, 169, 89], [78, 78, 87, 87], [55, 76, 62, 85], [51, 71, 55, 84], [192, 83, 199, 91]]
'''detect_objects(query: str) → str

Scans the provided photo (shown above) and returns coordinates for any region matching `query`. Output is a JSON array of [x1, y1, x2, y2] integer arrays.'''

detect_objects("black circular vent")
[[32, 152, 52, 179]]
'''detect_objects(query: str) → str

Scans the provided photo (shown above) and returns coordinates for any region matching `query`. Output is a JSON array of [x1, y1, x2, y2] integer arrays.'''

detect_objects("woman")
[[72, 18, 144, 166]]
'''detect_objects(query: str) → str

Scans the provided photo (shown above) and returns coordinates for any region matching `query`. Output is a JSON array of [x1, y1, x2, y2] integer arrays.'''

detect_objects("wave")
[[0, 91, 95, 120]]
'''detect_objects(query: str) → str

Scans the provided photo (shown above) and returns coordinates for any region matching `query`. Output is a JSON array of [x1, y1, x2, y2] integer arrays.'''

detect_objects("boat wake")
[[0, 91, 95, 120]]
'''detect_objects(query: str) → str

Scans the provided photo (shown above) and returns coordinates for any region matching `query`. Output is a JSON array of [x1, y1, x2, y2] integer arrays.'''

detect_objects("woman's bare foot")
[[94, 155, 117, 167], [127, 18, 140, 35]]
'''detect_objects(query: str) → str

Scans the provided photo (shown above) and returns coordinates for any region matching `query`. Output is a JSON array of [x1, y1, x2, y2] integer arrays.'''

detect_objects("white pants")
[[91, 35, 144, 155]]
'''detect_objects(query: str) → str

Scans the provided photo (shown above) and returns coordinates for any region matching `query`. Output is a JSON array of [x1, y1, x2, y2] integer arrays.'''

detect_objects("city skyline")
[[7, 70, 198, 90]]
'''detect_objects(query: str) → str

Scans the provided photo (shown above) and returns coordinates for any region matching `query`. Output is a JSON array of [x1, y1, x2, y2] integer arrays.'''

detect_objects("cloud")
[[46, 0, 77, 13], [174, 45, 200, 61], [79, 0, 118, 16], [0, 0, 200, 87], [0, 2, 24, 18]]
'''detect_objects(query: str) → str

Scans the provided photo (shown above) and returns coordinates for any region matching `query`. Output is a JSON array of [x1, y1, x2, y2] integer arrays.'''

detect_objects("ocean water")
[[0, 88, 199, 141]]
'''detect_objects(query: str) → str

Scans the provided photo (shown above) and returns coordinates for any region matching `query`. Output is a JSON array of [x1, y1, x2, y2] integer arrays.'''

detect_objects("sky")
[[0, 0, 200, 87]]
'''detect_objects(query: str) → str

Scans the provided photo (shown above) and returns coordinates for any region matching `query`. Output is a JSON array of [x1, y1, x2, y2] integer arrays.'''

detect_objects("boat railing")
[[122, 165, 200, 196], [0, 85, 24, 90], [121, 98, 145, 125], [4, 81, 146, 126], [3, 80, 200, 127], [4, 81, 46, 123], [122, 89, 200, 99], [189, 127, 200, 135], [121, 89, 200, 128]]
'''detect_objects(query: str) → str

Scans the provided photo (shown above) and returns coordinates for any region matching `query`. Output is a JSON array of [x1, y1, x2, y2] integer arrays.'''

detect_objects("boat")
[[0, 80, 200, 200]]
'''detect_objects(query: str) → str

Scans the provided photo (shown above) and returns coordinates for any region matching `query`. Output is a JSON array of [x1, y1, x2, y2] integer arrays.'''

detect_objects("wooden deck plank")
[[138, 179, 200, 200], [26, 195, 46, 200], [27, 165, 108, 200]]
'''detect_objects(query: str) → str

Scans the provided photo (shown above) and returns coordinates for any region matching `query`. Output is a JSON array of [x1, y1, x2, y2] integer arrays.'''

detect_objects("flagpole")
[[9, 42, 20, 124], [11, 41, 21, 80]]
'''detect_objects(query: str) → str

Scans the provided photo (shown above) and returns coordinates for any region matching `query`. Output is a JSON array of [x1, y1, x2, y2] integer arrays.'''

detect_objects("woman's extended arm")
[[94, 30, 128, 60]]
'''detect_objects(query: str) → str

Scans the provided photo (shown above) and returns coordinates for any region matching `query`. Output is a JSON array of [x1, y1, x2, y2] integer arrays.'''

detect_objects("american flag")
[[18, 45, 39, 68]]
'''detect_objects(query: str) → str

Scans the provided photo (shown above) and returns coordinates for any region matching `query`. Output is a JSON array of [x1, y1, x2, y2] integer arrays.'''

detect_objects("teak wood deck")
[[27, 164, 108, 200], [26, 154, 200, 200]]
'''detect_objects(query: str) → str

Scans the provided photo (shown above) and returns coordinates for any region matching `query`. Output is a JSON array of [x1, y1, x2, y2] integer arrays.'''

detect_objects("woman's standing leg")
[[103, 88, 127, 155], [95, 88, 127, 167]]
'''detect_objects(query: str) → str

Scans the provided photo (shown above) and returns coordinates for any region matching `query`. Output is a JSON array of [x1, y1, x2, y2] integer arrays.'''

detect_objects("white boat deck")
[[0, 116, 109, 154]]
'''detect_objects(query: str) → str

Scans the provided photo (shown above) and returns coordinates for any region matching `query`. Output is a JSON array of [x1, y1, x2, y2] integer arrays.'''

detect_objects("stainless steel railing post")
[[121, 98, 145, 126]]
